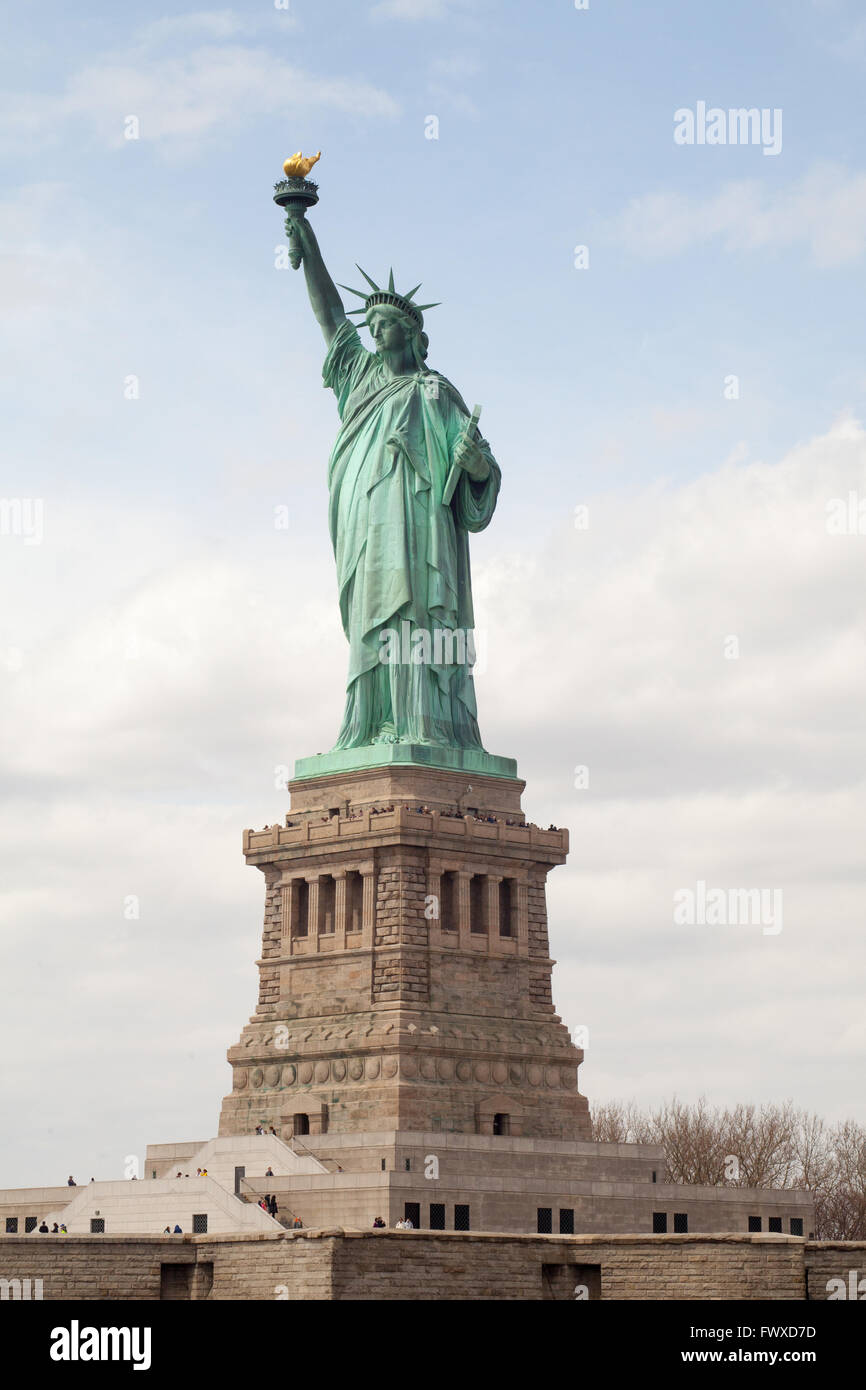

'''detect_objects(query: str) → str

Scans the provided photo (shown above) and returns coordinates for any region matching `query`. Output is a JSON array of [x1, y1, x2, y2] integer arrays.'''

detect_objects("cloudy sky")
[[1, 0, 864, 1188]]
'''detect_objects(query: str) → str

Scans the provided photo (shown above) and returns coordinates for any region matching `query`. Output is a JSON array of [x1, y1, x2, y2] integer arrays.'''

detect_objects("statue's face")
[[368, 308, 407, 353]]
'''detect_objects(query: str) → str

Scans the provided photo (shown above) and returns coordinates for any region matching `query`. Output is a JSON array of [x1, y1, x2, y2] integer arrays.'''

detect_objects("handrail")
[[238, 1175, 299, 1226], [288, 1135, 340, 1172]]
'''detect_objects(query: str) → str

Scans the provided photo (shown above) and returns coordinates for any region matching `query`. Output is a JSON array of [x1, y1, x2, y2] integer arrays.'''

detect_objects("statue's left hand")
[[452, 428, 490, 482]]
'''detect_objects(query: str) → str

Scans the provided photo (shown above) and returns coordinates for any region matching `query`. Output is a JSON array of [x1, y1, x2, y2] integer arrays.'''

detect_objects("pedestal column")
[[306, 875, 320, 951], [457, 871, 472, 950], [333, 870, 347, 951], [486, 874, 501, 941], [361, 865, 376, 949]]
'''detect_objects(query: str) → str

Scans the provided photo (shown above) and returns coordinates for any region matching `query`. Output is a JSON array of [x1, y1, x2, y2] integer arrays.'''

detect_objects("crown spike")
[[403, 283, 423, 301], [414, 302, 441, 312], [337, 283, 369, 301], [388, 267, 396, 292], [354, 265, 381, 292]]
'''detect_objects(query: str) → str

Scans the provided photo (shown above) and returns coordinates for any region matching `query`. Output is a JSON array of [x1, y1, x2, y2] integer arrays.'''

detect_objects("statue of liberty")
[[285, 208, 501, 752]]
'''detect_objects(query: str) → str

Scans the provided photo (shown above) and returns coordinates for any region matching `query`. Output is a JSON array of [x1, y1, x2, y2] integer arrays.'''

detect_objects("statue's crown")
[[338, 266, 439, 330]]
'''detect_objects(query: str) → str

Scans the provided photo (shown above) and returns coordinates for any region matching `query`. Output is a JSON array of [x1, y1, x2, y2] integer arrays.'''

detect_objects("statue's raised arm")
[[285, 213, 347, 347]]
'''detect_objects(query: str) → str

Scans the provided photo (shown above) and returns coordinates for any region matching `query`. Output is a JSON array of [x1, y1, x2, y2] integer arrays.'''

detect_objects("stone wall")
[[0, 1237, 168, 1300], [330, 1232, 807, 1301], [0, 1230, 840, 1301], [804, 1242, 866, 1300]]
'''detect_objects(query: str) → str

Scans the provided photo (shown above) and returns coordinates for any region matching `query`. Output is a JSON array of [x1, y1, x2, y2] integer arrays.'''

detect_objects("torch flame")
[[283, 151, 321, 179]]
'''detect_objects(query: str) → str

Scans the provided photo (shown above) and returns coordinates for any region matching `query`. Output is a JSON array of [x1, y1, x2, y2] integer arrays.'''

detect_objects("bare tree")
[[815, 1120, 866, 1241], [590, 1096, 866, 1240]]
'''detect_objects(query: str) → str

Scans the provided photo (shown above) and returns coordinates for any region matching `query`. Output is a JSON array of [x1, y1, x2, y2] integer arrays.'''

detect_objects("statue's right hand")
[[284, 213, 312, 268]]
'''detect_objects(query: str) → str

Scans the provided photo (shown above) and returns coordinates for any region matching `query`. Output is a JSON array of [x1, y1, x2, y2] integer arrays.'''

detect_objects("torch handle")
[[284, 209, 305, 271]]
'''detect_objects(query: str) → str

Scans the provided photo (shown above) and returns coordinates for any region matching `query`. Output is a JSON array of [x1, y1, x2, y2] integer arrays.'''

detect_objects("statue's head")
[[339, 267, 438, 371], [366, 304, 428, 369]]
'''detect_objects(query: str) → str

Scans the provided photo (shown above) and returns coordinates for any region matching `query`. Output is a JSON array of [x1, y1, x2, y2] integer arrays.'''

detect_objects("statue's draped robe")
[[322, 320, 500, 749]]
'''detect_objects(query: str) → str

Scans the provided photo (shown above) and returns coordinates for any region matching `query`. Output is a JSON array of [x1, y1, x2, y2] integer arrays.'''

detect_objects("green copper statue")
[[282, 174, 500, 753]]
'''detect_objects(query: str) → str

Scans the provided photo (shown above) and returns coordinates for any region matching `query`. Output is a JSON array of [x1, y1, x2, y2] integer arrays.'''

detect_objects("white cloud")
[[372, 0, 452, 17], [479, 416, 866, 789], [371, 0, 478, 19], [0, 42, 398, 152], [614, 163, 866, 267], [133, 10, 257, 48]]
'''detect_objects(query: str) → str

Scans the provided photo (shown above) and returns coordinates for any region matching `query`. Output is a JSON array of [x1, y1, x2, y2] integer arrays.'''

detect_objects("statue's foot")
[[368, 729, 452, 748], [371, 725, 399, 744]]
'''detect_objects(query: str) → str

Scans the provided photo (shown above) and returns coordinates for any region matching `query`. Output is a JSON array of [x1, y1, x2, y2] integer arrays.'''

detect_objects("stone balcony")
[[243, 805, 569, 864]]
